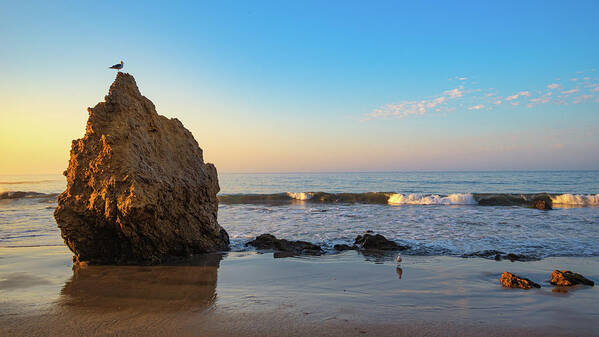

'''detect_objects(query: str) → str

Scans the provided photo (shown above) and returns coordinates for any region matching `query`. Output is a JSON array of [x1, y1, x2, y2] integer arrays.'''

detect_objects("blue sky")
[[1, 1, 598, 173]]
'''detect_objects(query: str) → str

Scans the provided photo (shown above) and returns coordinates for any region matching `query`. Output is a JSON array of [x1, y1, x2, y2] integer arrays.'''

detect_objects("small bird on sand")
[[109, 60, 124, 70], [396, 253, 402, 263]]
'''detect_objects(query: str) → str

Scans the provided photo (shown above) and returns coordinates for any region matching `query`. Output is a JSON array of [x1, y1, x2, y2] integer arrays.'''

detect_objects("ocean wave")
[[0, 191, 58, 201], [0, 180, 58, 185], [220, 192, 599, 207], [551, 193, 599, 206], [388, 193, 476, 205], [286, 192, 312, 200]]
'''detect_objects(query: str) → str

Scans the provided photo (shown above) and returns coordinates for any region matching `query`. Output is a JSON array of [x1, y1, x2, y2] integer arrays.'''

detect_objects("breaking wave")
[[387, 193, 476, 205], [220, 192, 599, 207], [0, 191, 58, 201], [551, 194, 599, 206], [2, 189, 597, 207]]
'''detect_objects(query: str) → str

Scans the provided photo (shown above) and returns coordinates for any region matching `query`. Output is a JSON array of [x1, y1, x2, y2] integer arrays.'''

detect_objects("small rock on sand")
[[500, 272, 540, 289], [550, 270, 594, 286]]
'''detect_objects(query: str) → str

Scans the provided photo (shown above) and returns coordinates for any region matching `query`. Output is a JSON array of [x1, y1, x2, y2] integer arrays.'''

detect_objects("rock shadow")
[[58, 253, 222, 313]]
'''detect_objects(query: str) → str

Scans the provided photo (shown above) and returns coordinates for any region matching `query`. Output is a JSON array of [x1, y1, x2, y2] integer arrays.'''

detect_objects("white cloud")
[[573, 94, 594, 104], [518, 91, 531, 97], [368, 72, 599, 120], [561, 88, 579, 94], [529, 92, 552, 105], [505, 91, 530, 101], [443, 87, 463, 98], [426, 96, 446, 108]]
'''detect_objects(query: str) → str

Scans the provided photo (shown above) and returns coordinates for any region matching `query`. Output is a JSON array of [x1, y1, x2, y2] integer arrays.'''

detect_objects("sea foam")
[[286, 192, 313, 200], [551, 194, 599, 206], [387, 193, 477, 205]]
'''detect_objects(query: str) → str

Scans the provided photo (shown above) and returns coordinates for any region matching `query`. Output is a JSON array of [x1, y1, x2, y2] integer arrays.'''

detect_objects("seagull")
[[109, 60, 124, 70], [396, 253, 402, 263]]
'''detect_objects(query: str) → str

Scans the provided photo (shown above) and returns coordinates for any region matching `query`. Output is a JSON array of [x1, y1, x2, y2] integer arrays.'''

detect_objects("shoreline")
[[1, 246, 598, 336]]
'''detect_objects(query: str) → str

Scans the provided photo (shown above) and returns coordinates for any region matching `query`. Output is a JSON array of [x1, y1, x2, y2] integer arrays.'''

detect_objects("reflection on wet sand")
[[59, 253, 222, 312]]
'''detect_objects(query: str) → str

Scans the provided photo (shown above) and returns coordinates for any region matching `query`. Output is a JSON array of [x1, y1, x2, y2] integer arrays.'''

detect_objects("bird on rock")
[[109, 60, 124, 70]]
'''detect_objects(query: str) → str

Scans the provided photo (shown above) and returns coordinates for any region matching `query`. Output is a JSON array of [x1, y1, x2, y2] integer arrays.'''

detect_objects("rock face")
[[54, 73, 229, 265], [245, 234, 323, 256], [354, 233, 409, 250], [500, 272, 540, 289], [550, 270, 594, 286]]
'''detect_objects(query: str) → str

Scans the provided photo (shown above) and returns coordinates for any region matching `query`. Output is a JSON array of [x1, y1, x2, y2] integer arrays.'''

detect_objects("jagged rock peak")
[[55, 73, 229, 265]]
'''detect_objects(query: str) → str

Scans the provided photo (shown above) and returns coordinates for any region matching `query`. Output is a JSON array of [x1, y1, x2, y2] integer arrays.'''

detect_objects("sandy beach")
[[1, 246, 597, 336]]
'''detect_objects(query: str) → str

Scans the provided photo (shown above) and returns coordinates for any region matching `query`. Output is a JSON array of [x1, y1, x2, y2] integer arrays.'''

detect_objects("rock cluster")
[[550, 270, 595, 286], [54, 73, 229, 265], [500, 272, 540, 289], [500, 270, 594, 290], [246, 234, 323, 257]]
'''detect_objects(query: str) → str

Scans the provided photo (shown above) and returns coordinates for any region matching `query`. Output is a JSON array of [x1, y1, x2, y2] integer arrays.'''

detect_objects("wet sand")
[[1, 246, 598, 336]]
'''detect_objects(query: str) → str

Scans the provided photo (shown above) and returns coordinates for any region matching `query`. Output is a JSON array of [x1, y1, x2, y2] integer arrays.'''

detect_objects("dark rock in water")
[[550, 270, 594, 286], [246, 234, 323, 256], [54, 73, 229, 265], [502, 253, 538, 262], [531, 195, 552, 210], [309, 192, 390, 204], [476, 194, 527, 206], [461, 250, 538, 262], [354, 233, 409, 251], [334, 244, 357, 251], [500, 272, 541, 289], [462, 250, 505, 260], [474, 193, 553, 209]]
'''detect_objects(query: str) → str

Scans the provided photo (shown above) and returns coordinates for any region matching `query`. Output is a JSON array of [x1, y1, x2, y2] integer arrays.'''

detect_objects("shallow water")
[[1, 172, 599, 258], [1, 247, 598, 336]]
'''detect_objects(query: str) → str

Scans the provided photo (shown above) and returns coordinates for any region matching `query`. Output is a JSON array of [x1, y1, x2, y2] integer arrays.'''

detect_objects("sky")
[[1, 0, 598, 174]]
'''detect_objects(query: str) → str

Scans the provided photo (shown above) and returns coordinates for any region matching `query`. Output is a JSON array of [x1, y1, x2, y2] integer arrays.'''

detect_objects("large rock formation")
[[54, 73, 229, 265]]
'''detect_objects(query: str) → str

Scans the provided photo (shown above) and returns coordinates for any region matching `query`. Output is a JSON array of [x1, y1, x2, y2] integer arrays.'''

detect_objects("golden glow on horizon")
[[1, 79, 597, 175]]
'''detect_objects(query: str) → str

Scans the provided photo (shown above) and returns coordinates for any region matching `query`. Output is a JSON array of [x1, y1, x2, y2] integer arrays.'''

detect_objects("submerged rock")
[[334, 244, 357, 251], [474, 193, 552, 209], [246, 234, 323, 256], [54, 73, 229, 265], [354, 233, 409, 251], [531, 195, 553, 210], [500, 272, 541, 289], [550, 270, 594, 286], [461, 250, 539, 262], [462, 250, 505, 260]]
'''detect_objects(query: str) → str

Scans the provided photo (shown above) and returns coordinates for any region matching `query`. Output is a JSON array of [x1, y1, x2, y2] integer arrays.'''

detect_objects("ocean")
[[1, 171, 598, 258]]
